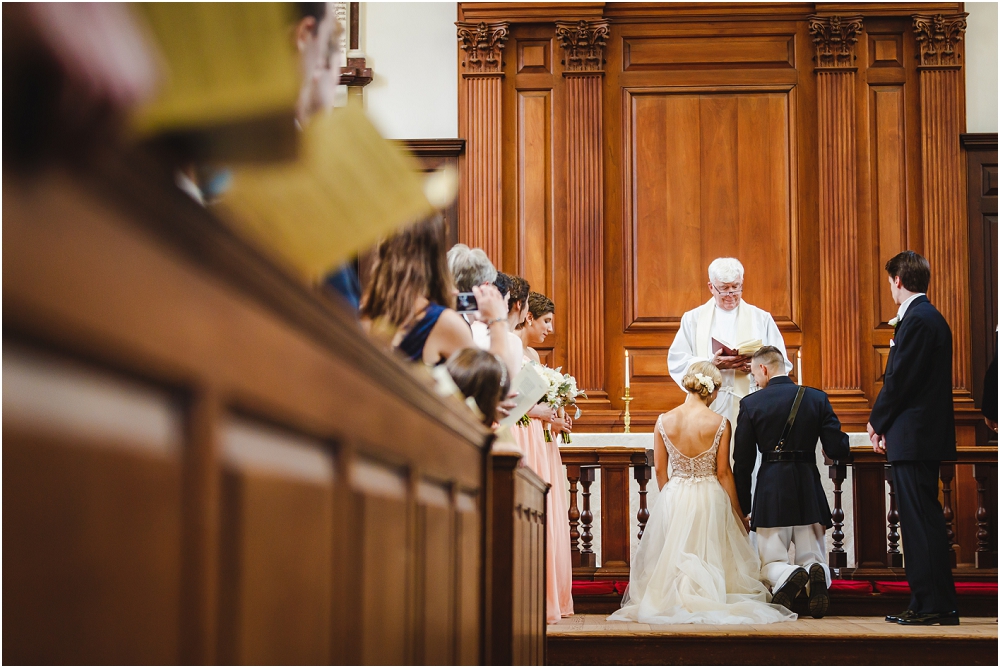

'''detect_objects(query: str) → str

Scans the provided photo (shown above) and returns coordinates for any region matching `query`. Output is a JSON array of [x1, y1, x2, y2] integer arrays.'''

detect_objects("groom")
[[734, 346, 849, 617], [868, 251, 959, 626]]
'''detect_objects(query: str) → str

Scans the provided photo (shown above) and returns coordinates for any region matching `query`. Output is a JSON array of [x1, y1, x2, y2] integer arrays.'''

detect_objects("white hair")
[[447, 244, 497, 292], [708, 257, 744, 285]]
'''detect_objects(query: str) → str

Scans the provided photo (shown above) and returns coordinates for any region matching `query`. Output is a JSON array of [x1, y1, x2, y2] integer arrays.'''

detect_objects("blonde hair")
[[682, 361, 722, 399]]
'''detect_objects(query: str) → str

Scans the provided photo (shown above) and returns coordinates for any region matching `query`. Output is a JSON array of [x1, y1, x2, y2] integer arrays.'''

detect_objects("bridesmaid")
[[517, 291, 575, 622]]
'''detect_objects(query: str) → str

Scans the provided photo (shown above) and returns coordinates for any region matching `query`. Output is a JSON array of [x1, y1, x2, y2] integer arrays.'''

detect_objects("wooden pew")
[[2, 154, 492, 665]]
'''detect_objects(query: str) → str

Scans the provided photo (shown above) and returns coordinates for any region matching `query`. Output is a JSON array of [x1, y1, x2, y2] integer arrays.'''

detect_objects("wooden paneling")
[[489, 451, 547, 665], [518, 90, 552, 294], [870, 85, 909, 325], [624, 35, 796, 70], [3, 151, 492, 664], [626, 90, 794, 329], [457, 2, 973, 432]]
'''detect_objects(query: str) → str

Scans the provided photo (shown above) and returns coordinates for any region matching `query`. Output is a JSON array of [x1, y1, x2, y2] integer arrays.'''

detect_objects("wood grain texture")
[[919, 65, 972, 393], [816, 66, 863, 395]]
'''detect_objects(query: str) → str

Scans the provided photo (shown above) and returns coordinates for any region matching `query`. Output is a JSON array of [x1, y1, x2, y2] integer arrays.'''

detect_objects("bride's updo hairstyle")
[[682, 361, 722, 400]]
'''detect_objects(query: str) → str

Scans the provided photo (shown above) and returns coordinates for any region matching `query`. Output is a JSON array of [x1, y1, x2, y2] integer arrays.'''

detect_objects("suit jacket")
[[869, 296, 956, 462], [734, 376, 850, 529]]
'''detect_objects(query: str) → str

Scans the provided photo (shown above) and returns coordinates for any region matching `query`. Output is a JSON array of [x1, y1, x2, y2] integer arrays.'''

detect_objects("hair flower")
[[694, 372, 716, 393]]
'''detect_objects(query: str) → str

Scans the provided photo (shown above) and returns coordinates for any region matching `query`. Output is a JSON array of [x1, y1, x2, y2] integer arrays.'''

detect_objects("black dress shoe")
[[885, 609, 915, 622], [897, 611, 960, 626], [771, 567, 809, 610], [807, 564, 829, 618]]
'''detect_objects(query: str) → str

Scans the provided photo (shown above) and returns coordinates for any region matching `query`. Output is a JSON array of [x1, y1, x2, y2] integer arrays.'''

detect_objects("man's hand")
[[742, 514, 751, 533], [712, 354, 750, 371]]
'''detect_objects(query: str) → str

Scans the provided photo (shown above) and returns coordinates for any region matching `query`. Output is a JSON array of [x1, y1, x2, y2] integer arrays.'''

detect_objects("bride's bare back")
[[659, 403, 725, 459]]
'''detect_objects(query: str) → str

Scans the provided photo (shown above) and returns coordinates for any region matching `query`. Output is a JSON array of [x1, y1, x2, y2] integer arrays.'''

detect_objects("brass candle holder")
[[621, 387, 634, 433]]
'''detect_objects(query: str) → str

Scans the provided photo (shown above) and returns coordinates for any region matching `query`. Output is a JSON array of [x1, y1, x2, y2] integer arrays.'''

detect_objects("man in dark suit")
[[734, 346, 850, 618], [868, 250, 959, 626]]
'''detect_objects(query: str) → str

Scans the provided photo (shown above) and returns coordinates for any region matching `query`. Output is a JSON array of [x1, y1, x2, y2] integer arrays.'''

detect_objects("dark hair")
[[507, 275, 530, 314], [360, 215, 454, 328], [885, 251, 930, 293], [527, 291, 554, 319], [752, 345, 786, 370], [493, 271, 512, 298], [446, 349, 510, 426], [294, 2, 328, 32]]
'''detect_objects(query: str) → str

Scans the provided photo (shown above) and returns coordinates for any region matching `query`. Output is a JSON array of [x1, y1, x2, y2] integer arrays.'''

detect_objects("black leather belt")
[[764, 450, 813, 463]]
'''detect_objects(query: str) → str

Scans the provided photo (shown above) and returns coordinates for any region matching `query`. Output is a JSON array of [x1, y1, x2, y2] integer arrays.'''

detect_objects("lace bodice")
[[657, 416, 726, 479]]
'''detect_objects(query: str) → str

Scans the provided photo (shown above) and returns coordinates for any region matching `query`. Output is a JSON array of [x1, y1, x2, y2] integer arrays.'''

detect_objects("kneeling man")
[[734, 346, 850, 617]]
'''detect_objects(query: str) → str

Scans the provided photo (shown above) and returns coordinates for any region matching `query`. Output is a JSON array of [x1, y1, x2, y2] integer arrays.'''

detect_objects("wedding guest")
[[868, 251, 959, 626], [445, 349, 510, 427], [511, 290, 574, 623], [359, 216, 508, 366]]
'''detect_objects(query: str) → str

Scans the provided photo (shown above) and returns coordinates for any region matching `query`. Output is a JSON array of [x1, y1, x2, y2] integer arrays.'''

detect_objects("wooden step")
[[547, 615, 999, 665]]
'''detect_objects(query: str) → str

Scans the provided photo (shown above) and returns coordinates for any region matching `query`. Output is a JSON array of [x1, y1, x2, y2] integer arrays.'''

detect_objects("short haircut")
[[527, 291, 554, 319], [708, 257, 744, 285], [447, 244, 497, 292], [493, 271, 512, 297], [885, 250, 930, 293], [752, 345, 786, 371]]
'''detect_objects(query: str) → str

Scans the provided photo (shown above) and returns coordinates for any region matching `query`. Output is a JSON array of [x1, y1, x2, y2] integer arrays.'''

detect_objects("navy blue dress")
[[397, 303, 446, 364]]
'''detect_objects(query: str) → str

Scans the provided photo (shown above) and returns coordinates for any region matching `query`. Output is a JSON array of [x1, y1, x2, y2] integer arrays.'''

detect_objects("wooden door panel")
[[627, 89, 794, 330], [518, 90, 552, 295], [416, 483, 455, 666], [455, 493, 480, 666]]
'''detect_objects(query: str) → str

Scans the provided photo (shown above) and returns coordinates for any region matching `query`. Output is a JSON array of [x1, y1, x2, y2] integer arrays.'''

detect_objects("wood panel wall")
[[457, 2, 979, 435], [3, 155, 491, 664]]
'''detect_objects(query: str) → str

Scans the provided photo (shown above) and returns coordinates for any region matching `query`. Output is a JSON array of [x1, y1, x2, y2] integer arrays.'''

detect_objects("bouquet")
[[538, 365, 587, 443]]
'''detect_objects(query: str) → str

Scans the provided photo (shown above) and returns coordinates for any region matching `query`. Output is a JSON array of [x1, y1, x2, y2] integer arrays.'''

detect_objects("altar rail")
[[829, 446, 998, 577], [560, 447, 652, 581], [560, 444, 998, 582], [3, 154, 492, 664]]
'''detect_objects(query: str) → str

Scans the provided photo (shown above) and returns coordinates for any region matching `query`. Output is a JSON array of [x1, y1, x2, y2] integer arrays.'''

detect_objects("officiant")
[[668, 257, 792, 432]]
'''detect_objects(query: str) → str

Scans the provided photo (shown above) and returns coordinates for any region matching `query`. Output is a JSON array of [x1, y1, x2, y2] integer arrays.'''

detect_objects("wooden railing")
[[488, 450, 547, 666], [559, 447, 652, 580], [830, 446, 999, 577]]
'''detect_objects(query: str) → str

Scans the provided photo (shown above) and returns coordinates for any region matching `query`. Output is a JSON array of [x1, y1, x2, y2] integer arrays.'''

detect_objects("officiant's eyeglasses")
[[711, 284, 743, 297]]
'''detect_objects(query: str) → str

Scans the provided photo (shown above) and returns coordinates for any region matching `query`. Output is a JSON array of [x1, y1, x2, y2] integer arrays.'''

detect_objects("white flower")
[[888, 316, 899, 328], [694, 372, 716, 393]]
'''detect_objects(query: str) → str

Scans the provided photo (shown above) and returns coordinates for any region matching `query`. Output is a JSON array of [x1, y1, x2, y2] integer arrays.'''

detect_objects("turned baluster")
[[939, 462, 957, 567], [884, 463, 903, 568], [566, 464, 582, 567], [973, 463, 997, 569], [634, 450, 652, 540], [828, 460, 848, 570], [579, 467, 597, 568]]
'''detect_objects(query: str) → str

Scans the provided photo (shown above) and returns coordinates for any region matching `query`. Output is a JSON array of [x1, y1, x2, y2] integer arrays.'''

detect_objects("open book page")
[[497, 363, 549, 428], [712, 337, 762, 358]]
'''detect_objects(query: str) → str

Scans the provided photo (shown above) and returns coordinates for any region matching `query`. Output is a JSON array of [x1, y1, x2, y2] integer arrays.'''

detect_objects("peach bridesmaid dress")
[[510, 359, 574, 623]]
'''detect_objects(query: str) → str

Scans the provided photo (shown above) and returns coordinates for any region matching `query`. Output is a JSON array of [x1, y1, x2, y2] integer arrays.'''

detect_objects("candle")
[[797, 349, 803, 385], [625, 349, 630, 389]]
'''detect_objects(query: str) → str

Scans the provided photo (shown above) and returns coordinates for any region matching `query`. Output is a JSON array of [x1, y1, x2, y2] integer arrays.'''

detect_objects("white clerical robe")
[[668, 299, 792, 429]]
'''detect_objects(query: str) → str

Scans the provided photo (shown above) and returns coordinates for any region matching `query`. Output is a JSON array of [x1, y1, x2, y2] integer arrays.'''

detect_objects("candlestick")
[[624, 349, 630, 389], [621, 386, 634, 433]]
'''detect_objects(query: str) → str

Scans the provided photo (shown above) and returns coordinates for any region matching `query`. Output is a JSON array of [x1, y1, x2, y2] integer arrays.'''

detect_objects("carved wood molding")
[[912, 13, 967, 68], [555, 20, 610, 74], [457, 21, 510, 75], [807, 15, 863, 69]]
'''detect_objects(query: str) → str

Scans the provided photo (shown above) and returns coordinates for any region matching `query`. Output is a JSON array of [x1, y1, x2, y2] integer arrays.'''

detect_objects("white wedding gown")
[[608, 417, 796, 625]]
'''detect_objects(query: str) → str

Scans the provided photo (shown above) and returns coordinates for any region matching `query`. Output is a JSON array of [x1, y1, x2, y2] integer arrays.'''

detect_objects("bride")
[[609, 361, 796, 625]]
